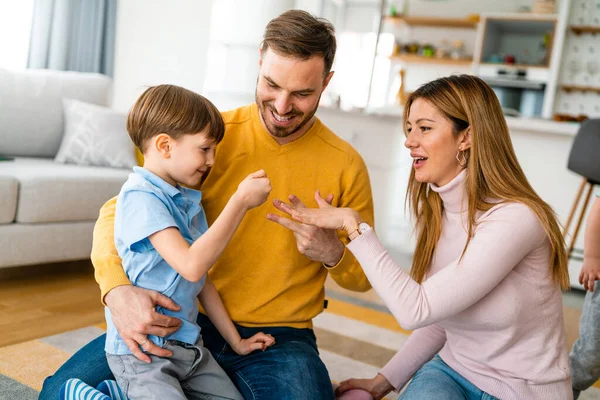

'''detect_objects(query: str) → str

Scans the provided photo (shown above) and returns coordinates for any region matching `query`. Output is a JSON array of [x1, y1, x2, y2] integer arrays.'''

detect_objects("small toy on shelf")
[[450, 40, 465, 60]]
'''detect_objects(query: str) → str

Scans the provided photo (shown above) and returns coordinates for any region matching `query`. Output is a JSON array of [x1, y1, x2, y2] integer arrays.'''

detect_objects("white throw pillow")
[[54, 99, 137, 169]]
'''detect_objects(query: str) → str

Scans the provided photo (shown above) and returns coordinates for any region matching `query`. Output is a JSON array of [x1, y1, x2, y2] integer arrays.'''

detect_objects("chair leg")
[[563, 178, 587, 236], [568, 181, 595, 258]]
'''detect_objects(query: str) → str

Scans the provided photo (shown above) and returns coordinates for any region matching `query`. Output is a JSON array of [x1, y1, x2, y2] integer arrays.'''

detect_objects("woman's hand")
[[335, 374, 394, 400], [272, 190, 362, 235], [232, 332, 275, 355]]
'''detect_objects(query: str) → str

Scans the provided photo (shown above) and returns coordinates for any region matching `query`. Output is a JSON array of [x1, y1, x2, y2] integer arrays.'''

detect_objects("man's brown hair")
[[127, 84, 224, 153], [261, 9, 336, 77]]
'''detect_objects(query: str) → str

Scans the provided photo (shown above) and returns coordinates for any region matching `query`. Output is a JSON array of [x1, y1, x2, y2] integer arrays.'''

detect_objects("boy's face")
[[255, 48, 333, 142], [167, 130, 217, 188]]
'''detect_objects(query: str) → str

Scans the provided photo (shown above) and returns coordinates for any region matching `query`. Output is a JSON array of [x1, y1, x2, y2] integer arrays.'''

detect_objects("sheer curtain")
[[27, 0, 117, 76]]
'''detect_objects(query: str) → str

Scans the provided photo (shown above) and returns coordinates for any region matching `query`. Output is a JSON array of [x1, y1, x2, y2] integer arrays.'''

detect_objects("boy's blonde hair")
[[127, 84, 224, 153]]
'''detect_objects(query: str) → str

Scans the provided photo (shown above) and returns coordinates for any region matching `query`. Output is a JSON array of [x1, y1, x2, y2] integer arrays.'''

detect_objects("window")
[[0, 0, 34, 70], [320, 0, 383, 110]]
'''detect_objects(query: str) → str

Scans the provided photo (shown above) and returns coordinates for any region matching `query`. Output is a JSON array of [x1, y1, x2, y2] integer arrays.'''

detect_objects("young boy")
[[62, 84, 275, 400], [571, 194, 600, 399]]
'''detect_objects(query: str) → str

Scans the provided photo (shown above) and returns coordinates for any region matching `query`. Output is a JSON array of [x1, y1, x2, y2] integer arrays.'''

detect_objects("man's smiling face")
[[255, 48, 332, 143]]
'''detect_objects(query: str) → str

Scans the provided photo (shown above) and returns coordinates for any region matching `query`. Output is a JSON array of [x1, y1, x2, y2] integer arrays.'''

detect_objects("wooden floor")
[[0, 261, 587, 353], [0, 261, 104, 348]]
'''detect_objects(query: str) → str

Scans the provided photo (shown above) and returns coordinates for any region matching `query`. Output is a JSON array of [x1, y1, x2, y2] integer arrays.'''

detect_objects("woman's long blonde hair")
[[405, 75, 569, 289]]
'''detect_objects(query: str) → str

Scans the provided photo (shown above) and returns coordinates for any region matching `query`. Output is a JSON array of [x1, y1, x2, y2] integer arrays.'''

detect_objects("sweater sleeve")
[[380, 324, 446, 391], [326, 153, 374, 292], [91, 196, 131, 304], [347, 203, 547, 330]]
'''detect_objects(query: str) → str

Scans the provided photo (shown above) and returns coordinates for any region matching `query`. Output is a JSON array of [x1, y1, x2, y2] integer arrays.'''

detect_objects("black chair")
[[564, 119, 600, 258]]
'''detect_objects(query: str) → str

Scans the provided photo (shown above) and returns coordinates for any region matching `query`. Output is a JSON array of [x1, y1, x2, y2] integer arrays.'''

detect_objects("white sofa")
[[0, 69, 130, 269]]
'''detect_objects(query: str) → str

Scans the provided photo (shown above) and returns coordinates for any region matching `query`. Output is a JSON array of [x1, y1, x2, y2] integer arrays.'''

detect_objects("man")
[[40, 9, 374, 400]]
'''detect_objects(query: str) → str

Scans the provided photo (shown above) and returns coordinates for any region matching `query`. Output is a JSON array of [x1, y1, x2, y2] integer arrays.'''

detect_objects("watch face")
[[358, 222, 371, 232]]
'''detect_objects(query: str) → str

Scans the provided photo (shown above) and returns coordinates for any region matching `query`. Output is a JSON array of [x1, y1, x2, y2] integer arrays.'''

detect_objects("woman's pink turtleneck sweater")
[[347, 171, 571, 399]]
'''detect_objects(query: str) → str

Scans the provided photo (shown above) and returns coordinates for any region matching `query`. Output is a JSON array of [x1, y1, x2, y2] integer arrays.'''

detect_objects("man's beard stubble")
[[255, 90, 320, 139]]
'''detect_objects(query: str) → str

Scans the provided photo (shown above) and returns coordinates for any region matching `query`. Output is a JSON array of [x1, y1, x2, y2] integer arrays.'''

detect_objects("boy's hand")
[[235, 170, 272, 210], [579, 256, 600, 291], [232, 332, 275, 355]]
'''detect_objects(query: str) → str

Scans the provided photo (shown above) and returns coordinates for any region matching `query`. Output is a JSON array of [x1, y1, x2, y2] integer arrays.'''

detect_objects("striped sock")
[[59, 378, 112, 400], [97, 380, 127, 400]]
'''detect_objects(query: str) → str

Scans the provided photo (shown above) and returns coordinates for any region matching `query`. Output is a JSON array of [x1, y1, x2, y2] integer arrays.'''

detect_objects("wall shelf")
[[390, 54, 472, 65], [570, 26, 600, 35], [560, 85, 600, 93], [384, 15, 478, 29], [479, 62, 550, 70]]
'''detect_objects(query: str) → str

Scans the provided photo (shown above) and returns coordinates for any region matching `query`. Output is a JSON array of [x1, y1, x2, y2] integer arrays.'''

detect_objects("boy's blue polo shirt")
[[105, 167, 208, 355]]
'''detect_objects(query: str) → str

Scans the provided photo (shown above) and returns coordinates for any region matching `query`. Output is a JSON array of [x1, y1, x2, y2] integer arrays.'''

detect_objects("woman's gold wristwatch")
[[348, 222, 372, 241]]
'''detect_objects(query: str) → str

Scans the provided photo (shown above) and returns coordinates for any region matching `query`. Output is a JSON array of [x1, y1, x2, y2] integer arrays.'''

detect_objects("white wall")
[[202, 0, 296, 111], [112, 0, 324, 112], [111, 0, 214, 111]]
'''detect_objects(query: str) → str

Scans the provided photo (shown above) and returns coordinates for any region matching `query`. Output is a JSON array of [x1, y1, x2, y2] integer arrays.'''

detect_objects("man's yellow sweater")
[[92, 103, 374, 328]]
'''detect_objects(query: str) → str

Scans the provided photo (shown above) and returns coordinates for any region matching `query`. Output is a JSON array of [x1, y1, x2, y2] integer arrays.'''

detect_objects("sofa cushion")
[[0, 221, 96, 268], [55, 99, 137, 169], [0, 174, 18, 224], [0, 69, 112, 158], [0, 158, 130, 223]]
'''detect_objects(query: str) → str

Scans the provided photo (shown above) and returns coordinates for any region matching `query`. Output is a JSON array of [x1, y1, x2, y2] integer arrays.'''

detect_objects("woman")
[[272, 75, 572, 399]]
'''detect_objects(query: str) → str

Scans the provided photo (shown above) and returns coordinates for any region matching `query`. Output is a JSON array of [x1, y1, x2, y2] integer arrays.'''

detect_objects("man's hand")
[[105, 285, 182, 363], [579, 256, 600, 292], [267, 191, 344, 266]]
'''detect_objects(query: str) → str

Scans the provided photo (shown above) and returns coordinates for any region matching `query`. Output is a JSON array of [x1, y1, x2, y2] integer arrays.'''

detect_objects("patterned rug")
[[1, 296, 599, 400]]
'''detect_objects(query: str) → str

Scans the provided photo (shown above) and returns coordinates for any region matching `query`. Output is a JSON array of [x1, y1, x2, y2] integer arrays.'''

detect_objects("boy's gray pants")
[[570, 287, 600, 400], [107, 338, 243, 400]]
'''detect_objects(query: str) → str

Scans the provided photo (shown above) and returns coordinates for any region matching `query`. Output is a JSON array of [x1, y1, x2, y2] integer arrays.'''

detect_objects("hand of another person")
[[267, 191, 347, 266], [273, 193, 362, 234], [105, 285, 182, 363], [335, 374, 394, 400], [232, 332, 276, 355], [235, 170, 272, 210], [579, 256, 600, 291]]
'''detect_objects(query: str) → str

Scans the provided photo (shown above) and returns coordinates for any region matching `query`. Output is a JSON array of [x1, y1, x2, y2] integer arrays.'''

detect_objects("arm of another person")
[[326, 154, 375, 292], [149, 170, 270, 282], [336, 324, 447, 398], [580, 197, 600, 291], [285, 201, 548, 330], [91, 196, 131, 299], [347, 203, 547, 330], [91, 197, 182, 362], [198, 278, 275, 355]]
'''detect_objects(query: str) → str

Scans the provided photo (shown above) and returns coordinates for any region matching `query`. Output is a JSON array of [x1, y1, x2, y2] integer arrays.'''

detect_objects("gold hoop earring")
[[456, 150, 467, 167]]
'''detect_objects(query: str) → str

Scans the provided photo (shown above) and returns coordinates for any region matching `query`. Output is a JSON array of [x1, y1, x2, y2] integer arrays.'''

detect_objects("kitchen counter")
[[505, 116, 579, 137], [320, 105, 581, 137]]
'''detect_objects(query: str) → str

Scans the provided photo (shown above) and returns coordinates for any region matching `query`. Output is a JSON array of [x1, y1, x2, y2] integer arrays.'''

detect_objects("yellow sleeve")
[[91, 196, 131, 304], [325, 153, 374, 292]]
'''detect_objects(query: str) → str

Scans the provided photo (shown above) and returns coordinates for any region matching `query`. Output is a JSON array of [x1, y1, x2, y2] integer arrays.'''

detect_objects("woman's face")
[[404, 98, 469, 187]]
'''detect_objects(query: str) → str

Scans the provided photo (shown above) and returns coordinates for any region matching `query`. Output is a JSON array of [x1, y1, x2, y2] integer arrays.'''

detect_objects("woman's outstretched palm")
[[273, 190, 361, 233]]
